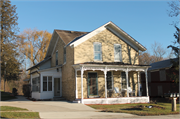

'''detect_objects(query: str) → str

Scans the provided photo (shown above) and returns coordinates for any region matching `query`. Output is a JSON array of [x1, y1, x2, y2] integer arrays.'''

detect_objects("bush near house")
[[1, 91, 17, 101]]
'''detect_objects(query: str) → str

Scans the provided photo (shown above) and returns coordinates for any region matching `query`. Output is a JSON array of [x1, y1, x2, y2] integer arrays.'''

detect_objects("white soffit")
[[69, 22, 110, 47]]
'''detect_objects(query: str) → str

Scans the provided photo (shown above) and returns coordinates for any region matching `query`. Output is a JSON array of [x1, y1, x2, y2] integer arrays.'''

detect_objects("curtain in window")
[[114, 44, 122, 61], [94, 43, 102, 61]]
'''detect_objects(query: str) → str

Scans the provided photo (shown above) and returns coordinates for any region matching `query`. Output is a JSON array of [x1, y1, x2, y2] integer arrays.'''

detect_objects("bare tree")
[[151, 41, 166, 62]]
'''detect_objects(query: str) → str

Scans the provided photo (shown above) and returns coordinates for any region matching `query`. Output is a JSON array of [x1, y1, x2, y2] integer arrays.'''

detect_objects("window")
[[114, 44, 122, 61], [43, 76, 52, 91], [64, 47, 66, 63], [107, 72, 113, 90], [94, 42, 102, 61], [121, 72, 127, 89], [160, 69, 166, 81], [32, 77, 40, 92], [43, 76, 47, 91], [48, 76, 52, 91], [56, 51, 58, 65]]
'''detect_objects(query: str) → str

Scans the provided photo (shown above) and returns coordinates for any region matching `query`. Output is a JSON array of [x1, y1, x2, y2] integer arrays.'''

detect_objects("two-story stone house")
[[27, 21, 150, 104]]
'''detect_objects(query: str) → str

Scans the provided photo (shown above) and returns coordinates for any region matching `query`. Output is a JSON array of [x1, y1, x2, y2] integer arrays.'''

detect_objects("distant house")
[[27, 21, 151, 104], [141, 58, 179, 97]]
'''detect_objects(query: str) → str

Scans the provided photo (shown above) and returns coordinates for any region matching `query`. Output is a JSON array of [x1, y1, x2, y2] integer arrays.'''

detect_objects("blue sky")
[[12, 0, 178, 57]]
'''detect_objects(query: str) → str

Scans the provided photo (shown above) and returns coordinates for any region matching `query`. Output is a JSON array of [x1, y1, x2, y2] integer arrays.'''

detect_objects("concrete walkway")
[[1, 96, 180, 119]]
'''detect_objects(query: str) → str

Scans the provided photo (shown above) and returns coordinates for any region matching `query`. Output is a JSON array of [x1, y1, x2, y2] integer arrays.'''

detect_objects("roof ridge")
[[54, 29, 88, 33]]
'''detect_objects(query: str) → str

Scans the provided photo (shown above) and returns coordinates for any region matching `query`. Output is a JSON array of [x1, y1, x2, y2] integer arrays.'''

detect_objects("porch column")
[[137, 72, 141, 96], [75, 69, 78, 99], [126, 69, 129, 97], [145, 68, 149, 96], [104, 67, 107, 99], [81, 67, 84, 104]]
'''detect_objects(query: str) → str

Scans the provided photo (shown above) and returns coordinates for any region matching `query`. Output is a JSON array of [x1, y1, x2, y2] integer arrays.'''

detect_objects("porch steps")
[[72, 99, 81, 103], [53, 97, 66, 101]]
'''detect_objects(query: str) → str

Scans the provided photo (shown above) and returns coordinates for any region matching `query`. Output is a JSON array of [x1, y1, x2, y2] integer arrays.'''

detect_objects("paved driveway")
[[1, 96, 180, 119]]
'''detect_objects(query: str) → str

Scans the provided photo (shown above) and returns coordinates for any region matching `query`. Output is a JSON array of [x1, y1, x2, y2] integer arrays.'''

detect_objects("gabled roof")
[[45, 30, 88, 58], [55, 30, 88, 45], [27, 56, 51, 71], [148, 58, 179, 71], [69, 21, 147, 51]]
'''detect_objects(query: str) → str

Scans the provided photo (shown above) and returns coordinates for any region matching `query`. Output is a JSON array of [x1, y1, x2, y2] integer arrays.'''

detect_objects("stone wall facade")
[[77, 71, 138, 99], [74, 29, 139, 65]]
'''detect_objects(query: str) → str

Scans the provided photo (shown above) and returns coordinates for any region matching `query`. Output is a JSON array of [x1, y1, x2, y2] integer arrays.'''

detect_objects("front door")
[[54, 78, 60, 96], [88, 73, 98, 96]]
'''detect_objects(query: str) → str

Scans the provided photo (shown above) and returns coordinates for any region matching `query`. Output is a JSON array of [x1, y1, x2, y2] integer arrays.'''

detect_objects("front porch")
[[73, 63, 150, 104]]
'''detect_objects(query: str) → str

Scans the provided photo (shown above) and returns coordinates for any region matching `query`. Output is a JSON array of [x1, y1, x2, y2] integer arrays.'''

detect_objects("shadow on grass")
[[121, 108, 143, 111]]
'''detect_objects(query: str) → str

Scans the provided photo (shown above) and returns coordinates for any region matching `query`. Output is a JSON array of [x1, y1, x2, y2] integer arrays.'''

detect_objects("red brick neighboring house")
[[141, 58, 179, 97]]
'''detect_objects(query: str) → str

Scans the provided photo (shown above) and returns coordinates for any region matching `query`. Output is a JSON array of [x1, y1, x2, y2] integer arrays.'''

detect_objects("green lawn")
[[0, 106, 40, 118], [1, 91, 17, 101], [0, 112, 40, 118], [88, 102, 180, 116], [1, 106, 28, 111]]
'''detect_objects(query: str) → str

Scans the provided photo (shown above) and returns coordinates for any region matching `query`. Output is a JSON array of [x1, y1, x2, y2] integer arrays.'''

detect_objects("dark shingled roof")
[[76, 62, 150, 66], [148, 58, 179, 71], [27, 57, 51, 71], [55, 30, 88, 45]]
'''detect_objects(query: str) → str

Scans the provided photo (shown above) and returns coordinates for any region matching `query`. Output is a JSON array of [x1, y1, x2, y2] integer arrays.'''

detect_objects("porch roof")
[[72, 62, 150, 72]]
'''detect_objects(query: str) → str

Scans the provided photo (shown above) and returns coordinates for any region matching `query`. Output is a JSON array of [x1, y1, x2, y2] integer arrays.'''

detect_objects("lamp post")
[[170, 93, 179, 111]]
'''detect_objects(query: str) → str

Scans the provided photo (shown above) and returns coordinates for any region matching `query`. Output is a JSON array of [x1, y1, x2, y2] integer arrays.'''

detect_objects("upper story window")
[[94, 42, 102, 61], [64, 47, 66, 63], [56, 51, 58, 65], [114, 44, 122, 62]]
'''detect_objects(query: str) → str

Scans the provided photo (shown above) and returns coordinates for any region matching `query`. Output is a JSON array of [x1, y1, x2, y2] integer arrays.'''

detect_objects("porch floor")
[[75, 96, 149, 104]]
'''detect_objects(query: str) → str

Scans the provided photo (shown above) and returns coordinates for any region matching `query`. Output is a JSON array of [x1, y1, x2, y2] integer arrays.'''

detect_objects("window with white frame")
[[56, 51, 58, 65], [114, 44, 122, 62], [94, 42, 102, 61], [43, 76, 52, 91], [64, 47, 66, 63], [160, 69, 166, 81], [32, 77, 40, 92], [106, 71, 113, 90]]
